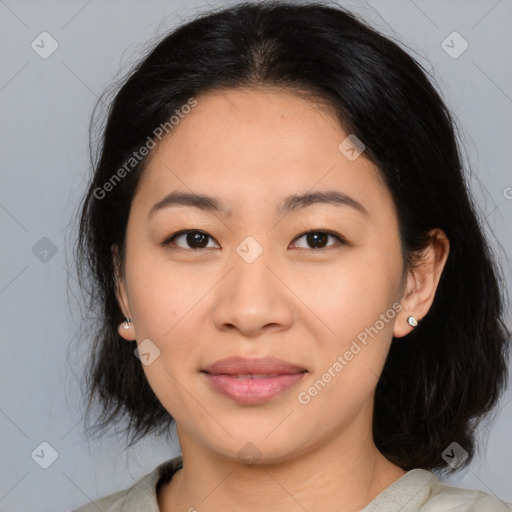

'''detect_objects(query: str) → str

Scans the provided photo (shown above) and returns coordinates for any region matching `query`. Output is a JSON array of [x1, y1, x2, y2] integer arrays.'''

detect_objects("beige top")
[[72, 454, 512, 512]]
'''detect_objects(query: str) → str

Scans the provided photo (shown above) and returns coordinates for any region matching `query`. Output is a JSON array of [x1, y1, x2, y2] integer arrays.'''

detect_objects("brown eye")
[[291, 230, 344, 250], [161, 229, 344, 251], [162, 230, 219, 250]]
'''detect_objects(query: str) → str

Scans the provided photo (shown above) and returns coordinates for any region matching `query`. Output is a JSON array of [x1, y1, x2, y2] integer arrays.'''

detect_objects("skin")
[[114, 87, 449, 512]]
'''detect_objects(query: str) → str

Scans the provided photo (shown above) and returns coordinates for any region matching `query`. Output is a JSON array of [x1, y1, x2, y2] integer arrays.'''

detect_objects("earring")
[[123, 317, 132, 330], [407, 316, 418, 327]]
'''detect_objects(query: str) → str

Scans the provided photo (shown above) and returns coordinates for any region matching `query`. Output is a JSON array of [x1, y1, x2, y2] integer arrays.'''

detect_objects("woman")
[[72, 1, 512, 510]]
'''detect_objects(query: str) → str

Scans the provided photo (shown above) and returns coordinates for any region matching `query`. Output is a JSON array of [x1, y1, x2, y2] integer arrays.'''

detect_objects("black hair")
[[75, 0, 510, 474]]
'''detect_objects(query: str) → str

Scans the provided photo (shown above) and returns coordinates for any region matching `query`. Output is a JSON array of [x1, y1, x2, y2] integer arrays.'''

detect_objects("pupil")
[[307, 232, 327, 248], [188, 232, 208, 248]]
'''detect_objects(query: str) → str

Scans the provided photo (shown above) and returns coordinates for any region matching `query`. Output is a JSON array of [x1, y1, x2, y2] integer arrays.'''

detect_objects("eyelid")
[[161, 229, 346, 250]]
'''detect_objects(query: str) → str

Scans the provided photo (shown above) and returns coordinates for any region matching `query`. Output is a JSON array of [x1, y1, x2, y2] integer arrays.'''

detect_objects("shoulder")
[[71, 454, 183, 512], [426, 475, 512, 512], [363, 468, 512, 512]]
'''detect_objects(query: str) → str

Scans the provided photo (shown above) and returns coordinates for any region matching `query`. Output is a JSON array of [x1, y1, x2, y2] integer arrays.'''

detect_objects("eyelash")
[[160, 229, 346, 251]]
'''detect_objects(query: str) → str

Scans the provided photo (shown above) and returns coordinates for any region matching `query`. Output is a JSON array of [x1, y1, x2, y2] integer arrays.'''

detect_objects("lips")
[[201, 356, 307, 376], [201, 356, 308, 405]]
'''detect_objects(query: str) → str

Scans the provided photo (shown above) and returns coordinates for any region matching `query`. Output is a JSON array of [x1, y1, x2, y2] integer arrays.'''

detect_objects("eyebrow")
[[148, 190, 368, 218]]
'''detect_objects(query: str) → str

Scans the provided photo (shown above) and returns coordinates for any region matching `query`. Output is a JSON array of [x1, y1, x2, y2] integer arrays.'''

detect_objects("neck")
[[158, 417, 407, 512]]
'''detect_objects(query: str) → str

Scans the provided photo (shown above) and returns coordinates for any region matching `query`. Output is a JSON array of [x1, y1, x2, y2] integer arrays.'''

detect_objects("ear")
[[112, 244, 137, 341], [393, 228, 450, 338]]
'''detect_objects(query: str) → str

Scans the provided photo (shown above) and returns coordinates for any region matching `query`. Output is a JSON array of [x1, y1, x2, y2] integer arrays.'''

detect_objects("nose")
[[212, 250, 294, 338]]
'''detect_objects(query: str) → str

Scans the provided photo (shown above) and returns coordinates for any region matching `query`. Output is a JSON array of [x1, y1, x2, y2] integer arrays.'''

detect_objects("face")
[[115, 87, 409, 463]]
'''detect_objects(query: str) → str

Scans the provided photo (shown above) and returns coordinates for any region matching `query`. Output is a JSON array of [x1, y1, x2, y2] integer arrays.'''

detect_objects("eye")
[[161, 229, 345, 251], [290, 230, 345, 250], [161, 230, 219, 250]]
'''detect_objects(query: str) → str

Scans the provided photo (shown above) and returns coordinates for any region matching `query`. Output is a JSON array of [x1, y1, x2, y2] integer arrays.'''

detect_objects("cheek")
[[291, 245, 403, 345], [126, 244, 209, 334], [124, 251, 207, 419], [291, 257, 401, 423]]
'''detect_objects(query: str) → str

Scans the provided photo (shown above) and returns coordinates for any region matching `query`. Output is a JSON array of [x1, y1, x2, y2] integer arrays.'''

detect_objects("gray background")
[[1, 0, 511, 510]]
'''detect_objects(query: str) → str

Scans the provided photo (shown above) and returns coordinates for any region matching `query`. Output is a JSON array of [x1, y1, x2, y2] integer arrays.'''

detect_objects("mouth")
[[201, 356, 308, 405], [220, 373, 284, 379], [201, 355, 308, 375]]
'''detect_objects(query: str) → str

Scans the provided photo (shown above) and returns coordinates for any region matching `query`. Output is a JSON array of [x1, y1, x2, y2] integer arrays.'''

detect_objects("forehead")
[[134, 87, 392, 219]]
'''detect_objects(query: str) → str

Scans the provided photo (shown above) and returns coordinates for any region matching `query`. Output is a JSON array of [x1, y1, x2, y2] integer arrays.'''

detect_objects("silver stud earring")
[[407, 316, 418, 327], [123, 317, 132, 330]]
